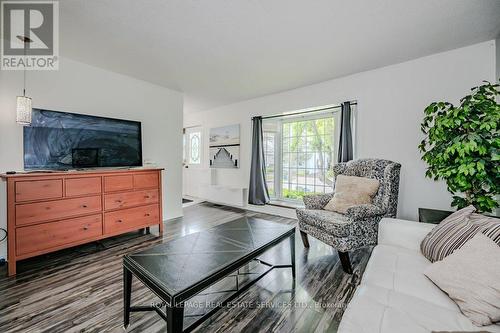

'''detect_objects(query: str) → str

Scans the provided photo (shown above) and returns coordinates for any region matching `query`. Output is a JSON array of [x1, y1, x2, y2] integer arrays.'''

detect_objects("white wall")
[[0, 57, 184, 259], [496, 38, 500, 85], [185, 41, 497, 221]]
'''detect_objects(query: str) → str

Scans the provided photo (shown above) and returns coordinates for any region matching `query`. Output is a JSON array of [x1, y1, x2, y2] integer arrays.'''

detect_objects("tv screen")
[[24, 109, 142, 170]]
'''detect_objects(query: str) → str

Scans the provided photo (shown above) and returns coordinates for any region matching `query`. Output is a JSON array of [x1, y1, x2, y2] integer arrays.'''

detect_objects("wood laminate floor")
[[0, 203, 372, 333]]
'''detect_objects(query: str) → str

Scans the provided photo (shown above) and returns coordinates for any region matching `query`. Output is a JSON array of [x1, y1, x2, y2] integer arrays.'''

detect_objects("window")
[[263, 131, 276, 196], [263, 110, 344, 201], [189, 132, 201, 164], [184, 127, 202, 166]]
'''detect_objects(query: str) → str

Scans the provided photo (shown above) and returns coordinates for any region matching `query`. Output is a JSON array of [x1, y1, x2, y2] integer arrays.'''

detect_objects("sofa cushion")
[[424, 234, 500, 326], [324, 175, 380, 214], [362, 244, 458, 310], [338, 218, 500, 333], [378, 218, 436, 251], [339, 284, 500, 333], [296, 208, 351, 237]]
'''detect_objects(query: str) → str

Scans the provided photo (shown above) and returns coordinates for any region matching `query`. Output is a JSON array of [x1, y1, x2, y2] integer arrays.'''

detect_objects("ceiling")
[[59, 0, 500, 113]]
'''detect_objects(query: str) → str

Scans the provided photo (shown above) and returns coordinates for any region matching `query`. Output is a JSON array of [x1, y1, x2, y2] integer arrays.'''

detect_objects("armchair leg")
[[338, 251, 353, 274], [300, 231, 310, 248]]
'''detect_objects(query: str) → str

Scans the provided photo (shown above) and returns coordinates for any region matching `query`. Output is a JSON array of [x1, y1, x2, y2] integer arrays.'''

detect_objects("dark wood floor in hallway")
[[0, 203, 371, 333]]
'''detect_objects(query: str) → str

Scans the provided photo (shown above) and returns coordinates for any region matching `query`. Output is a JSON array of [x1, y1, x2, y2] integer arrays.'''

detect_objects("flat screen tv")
[[24, 109, 142, 170]]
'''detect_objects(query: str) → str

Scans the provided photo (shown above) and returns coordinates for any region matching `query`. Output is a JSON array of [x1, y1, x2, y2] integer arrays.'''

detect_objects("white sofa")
[[338, 218, 500, 333]]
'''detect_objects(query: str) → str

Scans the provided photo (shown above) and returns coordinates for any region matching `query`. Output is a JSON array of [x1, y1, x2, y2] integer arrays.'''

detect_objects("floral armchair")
[[296, 159, 401, 273]]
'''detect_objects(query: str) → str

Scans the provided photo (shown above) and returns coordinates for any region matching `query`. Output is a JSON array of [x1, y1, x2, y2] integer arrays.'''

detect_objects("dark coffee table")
[[123, 217, 296, 332]]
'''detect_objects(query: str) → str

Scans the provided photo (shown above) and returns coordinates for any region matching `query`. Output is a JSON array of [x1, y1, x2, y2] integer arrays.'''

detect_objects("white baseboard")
[[244, 203, 298, 219]]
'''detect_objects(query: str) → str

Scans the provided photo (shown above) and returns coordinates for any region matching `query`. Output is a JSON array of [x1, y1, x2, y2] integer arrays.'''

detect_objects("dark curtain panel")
[[248, 117, 270, 205], [337, 101, 353, 162]]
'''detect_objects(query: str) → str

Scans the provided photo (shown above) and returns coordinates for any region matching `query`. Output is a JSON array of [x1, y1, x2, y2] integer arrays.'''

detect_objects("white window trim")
[[264, 106, 355, 203]]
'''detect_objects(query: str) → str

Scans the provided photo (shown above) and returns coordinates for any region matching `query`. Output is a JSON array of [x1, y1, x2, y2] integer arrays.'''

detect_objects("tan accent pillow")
[[424, 233, 500, 326], [324, 175, 380, 214]]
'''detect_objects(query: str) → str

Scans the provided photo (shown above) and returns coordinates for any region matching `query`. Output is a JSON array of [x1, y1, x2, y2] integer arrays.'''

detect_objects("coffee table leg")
[[290, 233, 296, 279], [124, 267, 132, 328], [166, 304, 184, 333]]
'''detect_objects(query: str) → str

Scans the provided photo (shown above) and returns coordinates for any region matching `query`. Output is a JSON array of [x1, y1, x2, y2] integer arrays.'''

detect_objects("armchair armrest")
[[345, 204, 385, 220], [302, 193, 334, 210]]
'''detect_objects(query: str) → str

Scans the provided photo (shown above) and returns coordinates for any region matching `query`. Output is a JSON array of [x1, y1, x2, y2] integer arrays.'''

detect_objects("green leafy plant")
[[419, 81, 500, 213], [282, 189, 306, 200]]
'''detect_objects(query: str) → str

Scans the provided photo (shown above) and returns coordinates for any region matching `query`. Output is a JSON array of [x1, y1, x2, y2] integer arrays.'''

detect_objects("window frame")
[[263, 110, 342, 202]]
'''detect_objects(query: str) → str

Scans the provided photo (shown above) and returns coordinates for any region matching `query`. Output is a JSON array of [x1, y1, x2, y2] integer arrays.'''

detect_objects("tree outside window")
[[263, 113, 339, 201]]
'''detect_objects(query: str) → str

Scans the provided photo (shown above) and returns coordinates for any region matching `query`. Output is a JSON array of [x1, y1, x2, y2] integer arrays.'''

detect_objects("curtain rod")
[[252, 101, 357, 120]]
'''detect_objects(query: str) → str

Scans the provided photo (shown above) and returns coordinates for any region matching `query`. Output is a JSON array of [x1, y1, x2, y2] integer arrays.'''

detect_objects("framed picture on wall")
[[209, 124, 240, 168]]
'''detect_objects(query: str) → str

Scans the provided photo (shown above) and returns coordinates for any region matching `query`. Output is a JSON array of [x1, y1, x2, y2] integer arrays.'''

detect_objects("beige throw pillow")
[[424, 233, 500, 326], [324, 175, 380, 214]]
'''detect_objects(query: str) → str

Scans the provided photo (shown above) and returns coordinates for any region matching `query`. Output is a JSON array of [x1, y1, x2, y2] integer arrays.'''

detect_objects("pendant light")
[[16, 35, 33, 126]]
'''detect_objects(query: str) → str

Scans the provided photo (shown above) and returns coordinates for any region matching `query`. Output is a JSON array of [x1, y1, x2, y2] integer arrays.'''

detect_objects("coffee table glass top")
[[124, 217, 295, 297]]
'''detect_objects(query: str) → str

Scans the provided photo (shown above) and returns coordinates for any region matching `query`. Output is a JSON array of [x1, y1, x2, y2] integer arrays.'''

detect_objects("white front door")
[[182, 127, 203, 196]]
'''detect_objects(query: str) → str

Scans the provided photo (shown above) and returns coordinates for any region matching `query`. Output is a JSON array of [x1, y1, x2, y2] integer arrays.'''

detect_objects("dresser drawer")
[[65, 177, 102, 197], [104, 175, 134, 192], [16, 195, 102, 226], [104, 204, 159, 234], [133, 172, 159, 189], [105, 189, 159, 210], [16, 214, 102, 256], [15, 179, 63, 202]]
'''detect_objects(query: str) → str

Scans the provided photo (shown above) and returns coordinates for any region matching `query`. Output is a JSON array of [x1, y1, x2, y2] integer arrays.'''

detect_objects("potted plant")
[[419, 81, 499, 213]]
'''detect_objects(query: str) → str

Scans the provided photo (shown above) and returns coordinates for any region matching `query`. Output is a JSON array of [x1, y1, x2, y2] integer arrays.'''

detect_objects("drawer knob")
[[144, 196, 151, 199], [82, 204, 88, 208], [83, 225, 89, 230], [117, 219, 123, 223], [145, 213, 150, 217], [116, 200, 122, 203]]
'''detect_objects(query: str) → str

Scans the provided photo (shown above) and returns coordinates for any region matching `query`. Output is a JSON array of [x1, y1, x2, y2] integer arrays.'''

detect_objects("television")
[[24, 109, 142, 170]]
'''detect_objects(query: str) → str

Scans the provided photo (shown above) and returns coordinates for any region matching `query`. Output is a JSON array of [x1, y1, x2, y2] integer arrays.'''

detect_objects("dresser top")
[[0, 167, 164, 179]]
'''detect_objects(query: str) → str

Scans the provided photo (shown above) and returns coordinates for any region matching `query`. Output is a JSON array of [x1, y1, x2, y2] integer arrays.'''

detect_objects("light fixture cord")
[[23, 66, 26, 96], [23, 38, 27, 96]]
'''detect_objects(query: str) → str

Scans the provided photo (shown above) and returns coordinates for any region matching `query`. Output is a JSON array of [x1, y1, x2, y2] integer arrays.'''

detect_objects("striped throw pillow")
[[420, 205, 500, 262], [471, 213, 500, 244]]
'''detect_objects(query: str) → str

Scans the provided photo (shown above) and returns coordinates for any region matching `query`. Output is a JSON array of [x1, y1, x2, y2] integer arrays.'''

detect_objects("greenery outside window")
[[263, 109, 344, 201]]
